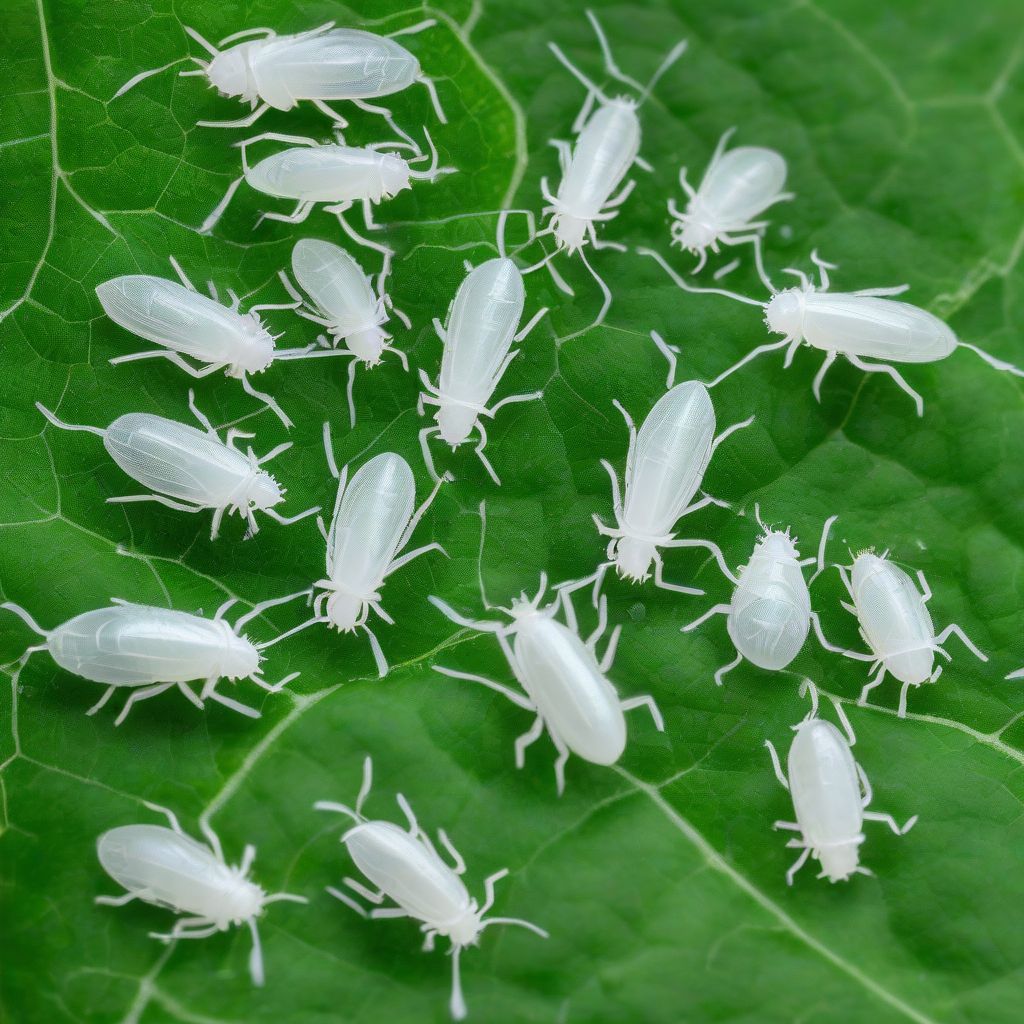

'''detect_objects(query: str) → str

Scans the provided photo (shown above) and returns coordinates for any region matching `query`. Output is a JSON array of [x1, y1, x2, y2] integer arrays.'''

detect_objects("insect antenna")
[[479, 916, 550, 938], [183, 25, 222, 57], [957, 341, 1024, 379], [1, 601, 51, 639], [35, 402, 106, 437], [246, 918, 265, 987], [637, 247, 768, 307], [114, 58, 194, 99], [408, 126, 456, 181]]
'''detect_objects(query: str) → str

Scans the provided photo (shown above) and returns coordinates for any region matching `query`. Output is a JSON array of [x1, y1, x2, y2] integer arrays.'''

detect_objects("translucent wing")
[[345, 821, 469, 924], [699, 146, 787, 227], [255, 29, 419, 105], [51, 604, 228, 685], [104, 413, 248, 505], [292, 239, 378, 333], [439, 259, 525, 405], [622, 382, 716, 537], [96, 276, 246, 364], [558, 103, 639, 215], [97, 824, 231, 915], [327, 453, 415, 590]]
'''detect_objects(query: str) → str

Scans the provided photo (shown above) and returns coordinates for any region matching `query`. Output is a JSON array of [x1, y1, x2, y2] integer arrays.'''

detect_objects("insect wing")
[[622, 382, 716, 537], [699, 146, 787, 226], [559, 103, 640, 214], [51, 604, 230, 685], [787, 721, 863, 846], [97, 276, 246, 364], [257, 29, 418, 104], [439, 259, 525, 405], [292, 239, 378, 334], [327, 453, 415, 589], [104, 414, 249, 506], [344, 821, 469, 924], [97, 825, 229, 914]]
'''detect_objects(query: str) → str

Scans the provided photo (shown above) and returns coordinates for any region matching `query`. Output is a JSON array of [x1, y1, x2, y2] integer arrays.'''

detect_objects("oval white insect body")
[[728, 532, 810, 671], [291, 239, 385, 359], [345, 820, 475, 936], [513, 614, 627, 765], [50, 604, 257, 686], [99, 824, 263, 923], [322, 453, 416, 630], [674, 146, 787, 254], [850, 553, 935, 684], [437, 258, 526, 444], [554, 100, 639, 251], [616, 381, 715, 580], [249, 29, 421, 108], [246, 146, 410, 204], [787, 720, 864, 882], [105, 413, 282, 512], [97, 276, 275, 376], [766, 291, 957, 363]]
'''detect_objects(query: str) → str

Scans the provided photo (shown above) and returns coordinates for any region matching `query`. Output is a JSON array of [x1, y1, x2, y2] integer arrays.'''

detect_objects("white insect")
[[277, 240, 410, 426], [200, 128, 454, 251], [818, 549, 987, 717], [2, 588, 311, 725], [765, 680, 917, 885], [681, 507, 837, 686], [431, 517, 664, 793], [97, 256, 318, 427], [96, 803, 306, 985], [534, 10, 687, 329], [114, 20, 446, 135], [315, 756, 547, 1020], [668, 127, 792, 289], [306, 424, 451, 676], [417, 221, 549, 485], [589, 376, 754, 597], [36, 392, 319, 540], [641, 247, 1024, 415]]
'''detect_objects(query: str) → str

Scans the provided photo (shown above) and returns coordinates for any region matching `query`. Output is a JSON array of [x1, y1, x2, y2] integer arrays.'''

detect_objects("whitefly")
[[97, 803, 306, 985], [315, 756, 547, 1020], [97, 256, 325, 428], [298, 424, 450, 677], [530, 9, 687, 331], [277, 240, 410, 427], [681, 506, 838, 686], [114, 20, 446, 137], [765, 680, 917, 885], [36, 391, 319, 540], [2, 587, 312, 725], [641, 247, 1024, 415], [200, 128, 455, 253]]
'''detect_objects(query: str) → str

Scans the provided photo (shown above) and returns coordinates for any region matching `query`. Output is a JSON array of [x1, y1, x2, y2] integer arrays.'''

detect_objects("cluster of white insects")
[[5, 10, 1020, 1020]]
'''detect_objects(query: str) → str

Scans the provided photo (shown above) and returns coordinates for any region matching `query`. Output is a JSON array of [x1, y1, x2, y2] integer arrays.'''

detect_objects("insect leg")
[[362, 622, 389, 678], [514, 716, 546, 768], [325, 886, 370, 917], [714, 652, 742, 686], [809, 611, 873, 663], [620, 694, 665, 731], [204, 686, 261, 719], [764, 739, 789, 790], [602, 178, 637, 211], [551, 733, 571, 797], [858, 665, 888, 706], [933, 622, 988, 662], [486, 389, 544, 418], [638, 246, 766, 307], [238, 374, 292, 429], [513, 305, 550, 343], [107, 493, 206, 515], [772, 820, 801, 832], [84, 685, 117, 717], [652, 552, 705, 596], [344, 877, 386, 905], [257, 200, 315, 227], [785, 846, 812, 886], [864, 810, 919, 835], [111, 683, 175, 726], [845, 354, 924, 416], [718, 231, 776, 294], [433, 666, 535, 711], [95, 888, 150, 907], [680, 602, 730, 632], [662, 538, 739, 586], [473, 421, 502, 486], [35, 402, 106, 437], [433, 828, 467, 875], [957, 340, 1024, 379], [712, 414, 756, 452], [197, 103, 272, 130], [333, 208, 395, 258], [176, 682, 205, 711], [576, 244, 612, 335], [648, 330, 680, 390], [199, 175, 245, 234]]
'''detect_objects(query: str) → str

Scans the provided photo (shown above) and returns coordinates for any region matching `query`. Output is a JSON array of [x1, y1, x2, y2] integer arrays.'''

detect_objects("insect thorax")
[[216, 870, 266, 925], [764, 289, 805, 338], [206, 42, 263, 104], [436, 402, 480, 447], [613, 535, 657, 583], [321, 586, 369, 633], [441, 903, 483, 946], [346, 325, 388, 364]]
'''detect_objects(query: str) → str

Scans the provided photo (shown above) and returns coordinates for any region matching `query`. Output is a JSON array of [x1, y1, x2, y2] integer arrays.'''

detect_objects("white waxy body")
[[672, 142, 789, 257], [436, 258, 525, 442], [291, 239, 386, 359], [103, 413, 281, 512], [98, 824, 263, 924], [244, 29, 421, 109], [513, 614, 627, 765], [728, 532, 811, 670], [49, 604, 257, 687], [246, 145, 410, 204], [97, 276, 274, 376], [786, 720, 864, 882], [849, 554, 935, 684], [766, 290, 957, 364], [556, 101, 639, 229], [344, 820, 472, 928]]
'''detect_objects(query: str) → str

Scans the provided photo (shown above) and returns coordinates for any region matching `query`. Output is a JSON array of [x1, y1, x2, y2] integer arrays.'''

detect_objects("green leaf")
[[3, 1, 1024, 1022]]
